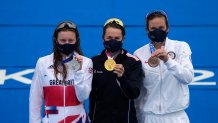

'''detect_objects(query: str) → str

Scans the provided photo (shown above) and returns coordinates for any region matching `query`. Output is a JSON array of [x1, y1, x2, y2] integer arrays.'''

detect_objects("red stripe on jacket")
[[43, 86, 80, 106], [58, 115, 80, 123]]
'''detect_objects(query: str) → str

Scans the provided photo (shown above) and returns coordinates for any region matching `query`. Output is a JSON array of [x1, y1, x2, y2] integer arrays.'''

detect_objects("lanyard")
[[61, 54, 74, 64], [149, 43, 165, 54], [149, 43, 156, 54], [105, 51, 120, 59]]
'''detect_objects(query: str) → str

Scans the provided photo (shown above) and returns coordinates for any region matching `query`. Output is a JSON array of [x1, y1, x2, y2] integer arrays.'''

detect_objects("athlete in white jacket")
[[134, 10, 194, 123], [29, 21, 93, 123]]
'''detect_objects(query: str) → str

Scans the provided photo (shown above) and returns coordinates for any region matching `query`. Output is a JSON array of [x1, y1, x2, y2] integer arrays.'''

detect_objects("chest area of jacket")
[[93, 60, 129, 88], [93, 62, 117, 86], [41, 66, 76, 86]]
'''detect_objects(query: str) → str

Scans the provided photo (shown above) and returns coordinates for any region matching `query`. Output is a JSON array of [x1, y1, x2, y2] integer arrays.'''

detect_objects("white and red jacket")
[[29, 53, 93, 123], [134, 38, 194, 117]]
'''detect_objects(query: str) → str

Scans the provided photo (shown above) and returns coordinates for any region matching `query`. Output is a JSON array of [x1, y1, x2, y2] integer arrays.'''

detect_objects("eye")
[[150, 26, 166, 31], [59, 39, 66, 43], [105, 36, 113, 40], [150, 27, 157, 31], [115, 37, 122, 41], [68, 39, 75, 43], [158, 26, 165, 30]]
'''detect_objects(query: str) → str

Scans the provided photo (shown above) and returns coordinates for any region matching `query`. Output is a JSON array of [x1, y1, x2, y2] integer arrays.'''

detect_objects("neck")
[[61, 53, 71, 60], [152, 41, 165, 49], [106, 50, 121, 58]]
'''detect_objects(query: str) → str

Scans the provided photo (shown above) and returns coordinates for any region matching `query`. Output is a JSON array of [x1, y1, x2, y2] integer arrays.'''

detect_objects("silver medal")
[[67, 59, 80, 71]]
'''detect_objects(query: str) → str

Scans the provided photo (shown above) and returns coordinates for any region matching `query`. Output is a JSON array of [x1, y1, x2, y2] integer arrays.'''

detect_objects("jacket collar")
[[99, 49, 127, 63]]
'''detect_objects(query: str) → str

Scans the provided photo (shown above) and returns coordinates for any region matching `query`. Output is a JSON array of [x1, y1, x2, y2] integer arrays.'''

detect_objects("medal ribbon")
[[149, 43, 165, 53], [105, 51, 113, 59], [105, 51, 121, 59], [149, 43, 155, 54], [61, 52, 76, 64], [61, 55, 74, 64]]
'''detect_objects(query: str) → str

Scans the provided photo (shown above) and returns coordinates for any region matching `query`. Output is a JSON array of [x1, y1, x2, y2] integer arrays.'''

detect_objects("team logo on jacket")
[[88, 67, 93, 73], [167, 51, 176, 59], [93, 69, 103, 73]]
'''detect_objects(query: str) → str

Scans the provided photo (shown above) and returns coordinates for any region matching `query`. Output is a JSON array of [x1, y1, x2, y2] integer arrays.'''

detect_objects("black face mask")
[[104, 39, 123, 52], [57, 43, 77, 56], [148, 29, 167, 43]]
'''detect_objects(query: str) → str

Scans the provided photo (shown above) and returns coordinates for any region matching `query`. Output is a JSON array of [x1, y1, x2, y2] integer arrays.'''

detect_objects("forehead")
[[57, 31, 76, 38], [105, 27, 122, 36], [148, 17, 166, 27]]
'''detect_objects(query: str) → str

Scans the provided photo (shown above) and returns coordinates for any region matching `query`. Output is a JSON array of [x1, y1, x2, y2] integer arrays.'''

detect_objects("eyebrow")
[[106, 36, 121, 39], [150, 26, 165, 29]]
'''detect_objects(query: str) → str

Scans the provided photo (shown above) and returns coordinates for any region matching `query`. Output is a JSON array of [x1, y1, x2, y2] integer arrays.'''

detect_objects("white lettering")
[[0, 69, 217, 86], [0, 70, 6, 85], [0, 69, 35, 85], [190, 70, 216, 85]]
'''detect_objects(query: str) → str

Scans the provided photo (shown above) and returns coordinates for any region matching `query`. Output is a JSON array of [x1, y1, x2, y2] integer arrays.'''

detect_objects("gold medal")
[[104, 59, 116, 71], [148, 56, 160, 68]]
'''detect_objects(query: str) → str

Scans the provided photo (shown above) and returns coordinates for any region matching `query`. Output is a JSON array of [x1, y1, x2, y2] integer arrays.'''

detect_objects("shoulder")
[[81, 55, 93, 67], [167, 38, 192, 54], [168, 38, 190, 47], [169, 38, 191, 50], [82, 55, 92, 62], [126, 53, 140, 61], [91, 54, 101, 61], [34, 53, 53, 71], [36, 53, 53, 65], [125, 53, 142, 68]]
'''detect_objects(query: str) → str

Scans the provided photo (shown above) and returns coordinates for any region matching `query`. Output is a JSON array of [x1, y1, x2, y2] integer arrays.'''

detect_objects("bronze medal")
[[104, 59, 116, 71], [148, 56, 160, 68]]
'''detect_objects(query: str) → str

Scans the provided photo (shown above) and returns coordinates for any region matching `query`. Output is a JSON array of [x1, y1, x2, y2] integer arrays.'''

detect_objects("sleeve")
[[74, 59, 93, 102], [29, 59, 44, 123], [117, 60, 144, 99], [164, 42, 194, 84], [88, 76, 96, 121], [88, 58, 96, 121]]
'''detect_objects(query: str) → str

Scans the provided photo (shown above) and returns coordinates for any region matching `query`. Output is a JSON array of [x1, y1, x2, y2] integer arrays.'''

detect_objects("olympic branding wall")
[[0, 0, 218, 122]]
